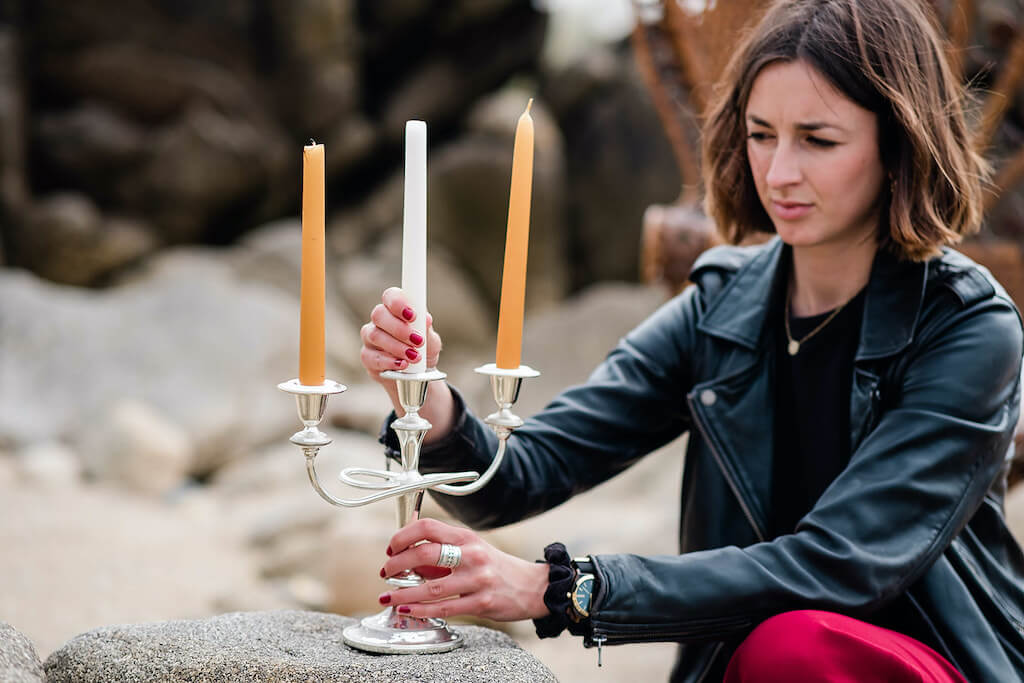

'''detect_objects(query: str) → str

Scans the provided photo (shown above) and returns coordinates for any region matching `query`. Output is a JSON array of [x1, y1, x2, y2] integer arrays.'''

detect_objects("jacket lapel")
[[849, 248, 927, 451], [692, 239, 786, 541], [691, 239, 928, 539], [857, 247, 927, 361], [697, 239, 927, 355], [697, 239, 787, 347]]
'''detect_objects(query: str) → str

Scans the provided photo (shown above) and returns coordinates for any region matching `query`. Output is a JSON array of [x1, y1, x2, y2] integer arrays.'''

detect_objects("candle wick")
[[309, 138, 317, 146], [525, 98, 534, 114]]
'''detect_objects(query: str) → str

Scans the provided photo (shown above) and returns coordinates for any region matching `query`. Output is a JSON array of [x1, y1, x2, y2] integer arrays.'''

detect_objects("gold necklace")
[[784, 292, 846, 356]]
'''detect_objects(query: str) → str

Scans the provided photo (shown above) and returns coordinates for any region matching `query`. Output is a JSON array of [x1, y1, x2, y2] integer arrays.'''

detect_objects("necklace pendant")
[[787, 340, 800, 356]]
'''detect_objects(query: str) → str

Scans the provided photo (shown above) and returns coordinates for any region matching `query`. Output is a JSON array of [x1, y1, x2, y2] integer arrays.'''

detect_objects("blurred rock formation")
[[0, 622, 43, 683], [0, 0, 681, 306]]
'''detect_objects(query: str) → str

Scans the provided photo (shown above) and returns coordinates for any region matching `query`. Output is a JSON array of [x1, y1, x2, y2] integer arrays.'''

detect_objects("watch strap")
[[573, 556, 596, 577]]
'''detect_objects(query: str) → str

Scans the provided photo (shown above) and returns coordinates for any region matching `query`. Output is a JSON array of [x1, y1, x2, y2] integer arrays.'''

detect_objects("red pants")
[[723, 610, 966, 682]]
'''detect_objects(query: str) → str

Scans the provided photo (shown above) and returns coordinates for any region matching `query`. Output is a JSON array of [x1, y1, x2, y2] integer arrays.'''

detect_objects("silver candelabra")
[[278, 362, 539, 654]]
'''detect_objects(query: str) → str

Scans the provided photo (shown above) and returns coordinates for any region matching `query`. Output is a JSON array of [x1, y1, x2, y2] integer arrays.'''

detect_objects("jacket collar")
[[697, 237, 928, 360]]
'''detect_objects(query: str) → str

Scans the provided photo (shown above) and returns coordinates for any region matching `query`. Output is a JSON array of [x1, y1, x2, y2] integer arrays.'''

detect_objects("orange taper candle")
[[495, 99, 535, 369], [299, 142, 326, 386]]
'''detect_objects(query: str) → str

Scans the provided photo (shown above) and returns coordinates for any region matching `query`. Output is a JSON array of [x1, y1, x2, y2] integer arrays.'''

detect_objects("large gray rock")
[[370, 4, 547, 141], [256, 0, 359, 133], [0, 248, 361, 475], [14, 441, 82, 489], [13, 0, 546, 283], [0, 485, 280, 657], [130, 102, 291, 243], [211, 429, 404, 618], [35, 104, 148, 203], [335, 232, 496, 352], [10, 193, 156, 286], [0, 622, 44, 683], [464, 281, 666, 417], [542, 46, 683, 289], [80, 399, 193, 495], [0, 28, 27, 249], [32, 36, 295, 245], [428, 88, 569, 317], [44, 610, 557, 683], [0, 453, 15, 487], [326, 90, 570, 345]]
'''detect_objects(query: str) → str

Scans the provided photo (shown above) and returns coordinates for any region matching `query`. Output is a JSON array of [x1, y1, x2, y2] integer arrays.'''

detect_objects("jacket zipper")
[[687, 393, 766, 542], [590, 614, 755, 644], [587, 628, 729, 680], [579, 393, 764, 666]]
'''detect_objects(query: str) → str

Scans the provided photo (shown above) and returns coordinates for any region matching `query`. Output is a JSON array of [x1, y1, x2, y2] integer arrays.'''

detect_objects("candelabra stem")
[[389, 404, 431, 587], [336, 368, 464, 654]]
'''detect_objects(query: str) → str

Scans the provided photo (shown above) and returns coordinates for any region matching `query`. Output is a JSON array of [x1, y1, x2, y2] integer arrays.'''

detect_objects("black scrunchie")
[[532, 542, 576, 638]]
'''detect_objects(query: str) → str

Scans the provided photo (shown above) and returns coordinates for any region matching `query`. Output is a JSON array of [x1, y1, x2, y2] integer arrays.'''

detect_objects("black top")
[[771, 286, 867, 538]]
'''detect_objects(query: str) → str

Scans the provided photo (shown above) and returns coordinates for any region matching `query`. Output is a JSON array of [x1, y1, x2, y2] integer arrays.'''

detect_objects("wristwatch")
[[568, 557, 596, 622], [534, 543, 601, 639]]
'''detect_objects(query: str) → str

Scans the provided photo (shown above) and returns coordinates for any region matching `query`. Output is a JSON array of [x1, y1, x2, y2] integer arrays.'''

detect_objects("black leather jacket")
[[390, 239, 1024, 682]]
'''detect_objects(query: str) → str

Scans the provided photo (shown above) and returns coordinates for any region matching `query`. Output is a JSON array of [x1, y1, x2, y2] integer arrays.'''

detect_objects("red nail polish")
[[409, 332, 424, 346], [405, 348, 419, 361], [379, 594, 391, 605], [394, 359, 406, 368], [379, 568, 386, 578], [386, 546, 393, 556], [402, 307, 414, 321], [398, 605, 411, 614]]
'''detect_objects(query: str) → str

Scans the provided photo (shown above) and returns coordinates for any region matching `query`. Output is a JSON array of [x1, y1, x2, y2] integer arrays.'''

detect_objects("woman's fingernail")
[[379, 568, 386, 578], [379, 593, 391, 605], [386, 546, 393, 556], [402, 307, 415, 321], [405, 348, 419, 361], [394, 359, 406, 368], [398, 605, 411, 614], [409, 332, 424, 346]]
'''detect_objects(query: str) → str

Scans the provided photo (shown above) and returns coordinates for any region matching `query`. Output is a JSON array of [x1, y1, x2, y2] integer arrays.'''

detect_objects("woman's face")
[[745, 59, 885, 253]]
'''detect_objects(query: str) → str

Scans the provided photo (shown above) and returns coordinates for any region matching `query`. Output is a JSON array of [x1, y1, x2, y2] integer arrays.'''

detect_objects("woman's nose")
[[765, 144, 802, 188]]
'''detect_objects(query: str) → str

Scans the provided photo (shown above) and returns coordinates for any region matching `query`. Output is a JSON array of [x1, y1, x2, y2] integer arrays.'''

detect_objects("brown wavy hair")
[[702, 0, 988, 261]]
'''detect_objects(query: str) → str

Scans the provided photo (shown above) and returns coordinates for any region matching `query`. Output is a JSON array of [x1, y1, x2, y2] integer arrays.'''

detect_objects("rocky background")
[[0, 0, 685, 680], [4, 1, 1024, 682]]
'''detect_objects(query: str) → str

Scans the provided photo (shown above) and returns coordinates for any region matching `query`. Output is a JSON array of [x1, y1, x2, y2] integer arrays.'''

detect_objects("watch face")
[[572, 575, 594, 618]]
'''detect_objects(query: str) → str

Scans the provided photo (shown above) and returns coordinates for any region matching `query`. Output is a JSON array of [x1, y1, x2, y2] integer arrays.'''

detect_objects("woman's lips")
[[771, 200, 813, 220]]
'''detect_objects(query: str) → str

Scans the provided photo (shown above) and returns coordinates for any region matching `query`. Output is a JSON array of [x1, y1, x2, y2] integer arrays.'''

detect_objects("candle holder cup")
[[278, 362, 538, 654]]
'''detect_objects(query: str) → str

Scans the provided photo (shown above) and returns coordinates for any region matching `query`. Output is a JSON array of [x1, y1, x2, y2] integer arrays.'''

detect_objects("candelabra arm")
[[430, 434, 508, 496], [304, 453, 478, 507], [432, 363, 537, 497]]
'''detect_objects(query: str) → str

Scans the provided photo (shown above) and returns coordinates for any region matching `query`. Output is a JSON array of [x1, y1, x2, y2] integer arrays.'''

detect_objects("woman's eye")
[[807, 136, 837, 148], [746, 132, 772, 142]]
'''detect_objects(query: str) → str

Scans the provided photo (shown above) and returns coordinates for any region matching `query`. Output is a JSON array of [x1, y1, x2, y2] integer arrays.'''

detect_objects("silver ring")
[[436, 543, 462, 569]]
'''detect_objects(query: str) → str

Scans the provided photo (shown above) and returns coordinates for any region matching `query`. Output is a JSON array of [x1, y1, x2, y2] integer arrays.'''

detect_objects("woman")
[[359, 1, 1024, 680]]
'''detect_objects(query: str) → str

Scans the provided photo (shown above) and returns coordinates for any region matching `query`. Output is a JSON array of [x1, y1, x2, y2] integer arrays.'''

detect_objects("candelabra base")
[[342, 608, 464, 654]]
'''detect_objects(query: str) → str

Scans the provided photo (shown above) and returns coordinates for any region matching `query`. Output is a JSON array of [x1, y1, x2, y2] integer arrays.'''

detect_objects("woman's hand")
[[378, 518, 550, 622], [359, 287, 441, 383], [359, 288, 455, 440]]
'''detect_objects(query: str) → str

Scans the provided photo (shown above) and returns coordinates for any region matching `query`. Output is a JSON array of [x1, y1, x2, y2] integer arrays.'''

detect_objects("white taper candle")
[[402, 120, 427, 374]]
